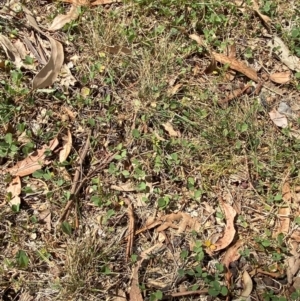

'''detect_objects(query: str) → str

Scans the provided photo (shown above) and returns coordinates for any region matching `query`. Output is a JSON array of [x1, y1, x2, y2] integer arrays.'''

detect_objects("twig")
[[123, 198, 135, 262], [58, 132, 91, 223], [218, 83, 251, 106], [162, 288, 208, 299]]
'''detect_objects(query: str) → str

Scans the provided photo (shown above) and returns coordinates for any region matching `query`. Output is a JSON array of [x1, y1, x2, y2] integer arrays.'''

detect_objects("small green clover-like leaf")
[[208, 287, 220, 297], [220, 286, 228, 296], [295, 216, 300, 225], [61, 221, 72, 235], [16, 250, 29, 268]]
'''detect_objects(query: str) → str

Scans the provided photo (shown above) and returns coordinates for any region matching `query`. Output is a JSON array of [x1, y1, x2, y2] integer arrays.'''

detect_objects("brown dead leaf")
[[14, 39, 27, 59], [282, 182, 292, 203], [39, 209, 51, 231], [91, 0, 122, 5], [270, 71, 291, 84], [213, 201, 237, 252], [22, 6, 64, 89], [240, 270, 253, 298], [62, 106, 77, 120], [59, 129, 72, 162], [113, 289, 127, 301], [162, 122, 180, 137], [111, 182, 136, 192], [286, 242, 300, 284], [60, 63, 77, 88], [251, 0, 272, 28], [49, 5, 80, 31], [222, 240, 244, 284], [269, 108, 288, 128], [189, 34, 205, 47], [6, 138, 59, 177], [60, 0, 89, 5], [268, 37, 300, 72], [222, 239, 244, 269], [291, 230, 300, 242], [7, 176, 21, 207], [135, 212, 202, 237], [0, 60, 6, 70], [32, 37, 64, 89], [0, 34, 23, 68], [212, 52, 258, 82], [190, 34, 258, 81], [204, 56, 217, 74], [167, 83, 182, 96], [104, 45, 131, 55], [273, 207, 290, 237]]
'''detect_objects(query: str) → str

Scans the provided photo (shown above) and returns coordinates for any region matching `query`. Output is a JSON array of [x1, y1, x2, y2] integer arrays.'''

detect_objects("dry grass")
[[1, 0, 300, 300]]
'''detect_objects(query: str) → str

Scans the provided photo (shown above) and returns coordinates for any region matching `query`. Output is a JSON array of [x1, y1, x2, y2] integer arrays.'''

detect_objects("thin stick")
[[163, 289, 208, 299], [124, 198, 135, 262], [58, 132, 91, 223]]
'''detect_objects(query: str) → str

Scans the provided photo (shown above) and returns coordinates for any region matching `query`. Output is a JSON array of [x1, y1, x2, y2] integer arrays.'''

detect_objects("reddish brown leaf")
[[222, 240, 244, 284], [213, 201, 237, 252], [6, 138, 59, 177], [270, 71, 291, 84], [91, 0, 121, 5], [212, 52, 259, 82]]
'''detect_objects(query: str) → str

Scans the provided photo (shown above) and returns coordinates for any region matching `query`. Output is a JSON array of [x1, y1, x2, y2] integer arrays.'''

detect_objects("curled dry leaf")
[[204, 56, 217, 74], [32, 37, 64, 89], [213, 201, 237, 252], [268, 36, 300, 72], [251, 0, 271, 28], [240, 270, 253, 298], [269, 108, 288, 128], [0, 34, 22, 68], [223, 240, 244, 285], [222, 239, 244, 269], [7, 176, 21, 206], [22, 6, 64, 89], [59, 129, 72, 162], [269, 71, 291, 84], [189, 34, 205, 47], [162, 122, 180, 137], [6, 138, 59, 177], [49, 5, 80, 31]]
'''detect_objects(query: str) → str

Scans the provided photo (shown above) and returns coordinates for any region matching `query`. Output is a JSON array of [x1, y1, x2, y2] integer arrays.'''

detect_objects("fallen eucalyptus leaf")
[[0, 34, 22, 68], [269, 108, 288, 128], [268, 36, 300, 72], [270, 71, 291, 84], [32, 38, 64, 89], [49, 5, 80, 31]]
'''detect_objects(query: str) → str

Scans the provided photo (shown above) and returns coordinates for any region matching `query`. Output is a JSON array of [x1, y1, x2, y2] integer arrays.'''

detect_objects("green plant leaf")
[[61, 221, 72, 235], [16, 250, 29, 268]]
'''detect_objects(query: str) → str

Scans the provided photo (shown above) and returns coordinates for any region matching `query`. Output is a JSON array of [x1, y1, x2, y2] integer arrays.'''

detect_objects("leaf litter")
[[5, 138, 59, 177], [2, 0, 300, 299]]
